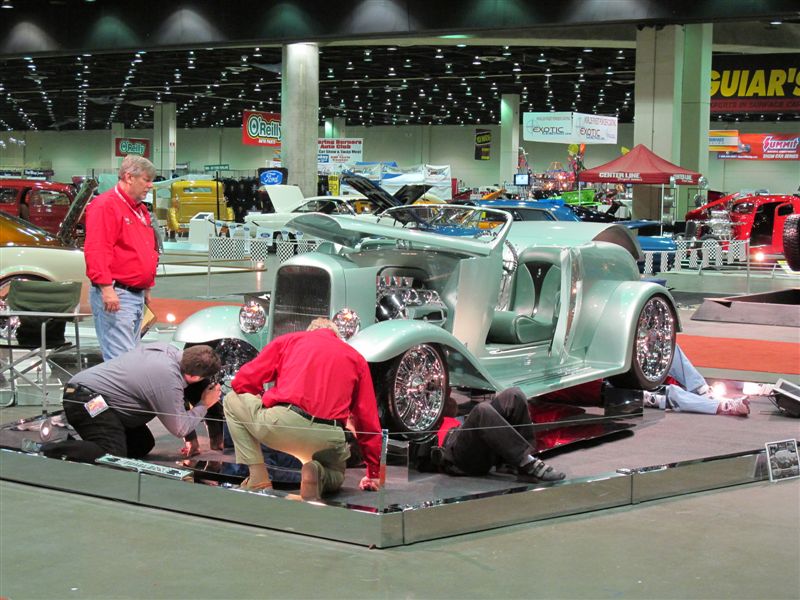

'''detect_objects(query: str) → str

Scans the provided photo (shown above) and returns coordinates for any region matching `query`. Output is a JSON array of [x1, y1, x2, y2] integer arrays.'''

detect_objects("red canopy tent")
[[579, 144, 702, 185]]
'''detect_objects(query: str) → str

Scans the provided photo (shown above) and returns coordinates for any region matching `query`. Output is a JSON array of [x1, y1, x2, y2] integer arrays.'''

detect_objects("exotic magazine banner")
[[710, 53, 800, 114], [523, 112, 617, 144], [242, 110, 281, 146], [717, 133, 799, 160]]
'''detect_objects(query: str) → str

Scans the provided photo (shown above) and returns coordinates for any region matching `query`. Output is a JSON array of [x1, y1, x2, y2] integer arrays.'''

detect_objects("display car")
[[685, 191, 800, 261], [474, 199, 677, 271], [0, 179, 76, 234], [243, 173, 427, 244], [166, 179, 235, 235], [0, 211, 86, 299], [175, 205, 679, 436]]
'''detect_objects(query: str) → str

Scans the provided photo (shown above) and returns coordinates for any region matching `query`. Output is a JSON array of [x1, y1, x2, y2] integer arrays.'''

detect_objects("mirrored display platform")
[[1, 397, 796, 548]]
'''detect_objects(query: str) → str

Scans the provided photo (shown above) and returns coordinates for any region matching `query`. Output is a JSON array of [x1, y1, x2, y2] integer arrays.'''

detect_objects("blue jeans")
[[658, 345, 717, 414], [90, 285, 144, 361]]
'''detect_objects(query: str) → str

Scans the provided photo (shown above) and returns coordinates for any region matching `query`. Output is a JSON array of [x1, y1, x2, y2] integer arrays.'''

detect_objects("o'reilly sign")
[[115, 137, 151, 158]]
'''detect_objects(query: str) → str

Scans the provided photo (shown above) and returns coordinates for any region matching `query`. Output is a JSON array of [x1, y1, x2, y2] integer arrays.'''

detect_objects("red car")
[[685, 192, 800, 261], [0, 179, 76, 235]]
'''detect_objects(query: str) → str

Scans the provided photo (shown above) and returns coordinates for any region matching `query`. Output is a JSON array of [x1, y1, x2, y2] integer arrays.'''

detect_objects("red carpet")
[[149, 298, 799, 374], [678, 334, 800, 374]]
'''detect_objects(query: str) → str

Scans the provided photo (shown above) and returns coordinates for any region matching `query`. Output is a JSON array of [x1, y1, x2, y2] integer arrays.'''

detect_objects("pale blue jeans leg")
[[90, 286, 144, 361], [664, 384, 719, 415], [668, 345, 707, 393]]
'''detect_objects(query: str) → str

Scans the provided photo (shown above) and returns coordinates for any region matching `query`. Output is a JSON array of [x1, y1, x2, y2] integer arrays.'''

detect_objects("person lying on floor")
[[426, 387, 565, 483], [43, 343, 222, 462], [223, 318, 382, 500], [538, 344, 753, 417], [642, 345, 751, 417]]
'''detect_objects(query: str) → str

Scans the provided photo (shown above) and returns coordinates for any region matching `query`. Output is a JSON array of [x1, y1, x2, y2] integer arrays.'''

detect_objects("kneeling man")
[[50, 343, 221, 461], [224, 318, 382, 500]]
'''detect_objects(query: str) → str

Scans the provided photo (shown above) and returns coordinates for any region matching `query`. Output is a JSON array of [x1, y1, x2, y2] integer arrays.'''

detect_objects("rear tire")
[[783, 213, 800, 271], [609, 295, 676, 391]]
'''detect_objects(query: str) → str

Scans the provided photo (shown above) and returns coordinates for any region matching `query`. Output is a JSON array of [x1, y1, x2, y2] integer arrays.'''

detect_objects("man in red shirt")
[[84, 154, 159, 361], [224, 318, 382, 500]]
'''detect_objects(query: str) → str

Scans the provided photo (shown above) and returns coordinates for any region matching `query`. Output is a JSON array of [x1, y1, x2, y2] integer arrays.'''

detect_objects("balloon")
[[621, 146, 630, 155], [567, 143, 579, 156]]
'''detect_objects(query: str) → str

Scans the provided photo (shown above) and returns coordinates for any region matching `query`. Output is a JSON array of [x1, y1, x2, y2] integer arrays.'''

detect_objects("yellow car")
[[167, 180, 234, 234]]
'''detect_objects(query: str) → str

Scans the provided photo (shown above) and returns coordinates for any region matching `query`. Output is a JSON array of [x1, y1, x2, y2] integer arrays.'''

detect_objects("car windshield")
[[378, 204, 512, 242]]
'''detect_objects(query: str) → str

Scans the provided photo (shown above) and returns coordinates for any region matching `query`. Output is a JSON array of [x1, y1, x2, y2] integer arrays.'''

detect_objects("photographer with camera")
[[43, 343, 222, 462]]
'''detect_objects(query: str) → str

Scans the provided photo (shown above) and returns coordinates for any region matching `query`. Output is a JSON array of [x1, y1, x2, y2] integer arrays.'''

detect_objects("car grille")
[[272, 265, 331, 338]]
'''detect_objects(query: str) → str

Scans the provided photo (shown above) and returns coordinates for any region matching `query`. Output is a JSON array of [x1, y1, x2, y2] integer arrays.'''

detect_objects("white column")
[[152, 102, 177, 176], [281, 43, 319, 197], [500, 94, 520, 189]]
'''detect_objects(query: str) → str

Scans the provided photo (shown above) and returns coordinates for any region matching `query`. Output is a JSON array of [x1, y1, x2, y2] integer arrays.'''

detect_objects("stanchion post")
[[746, 240, 751, 293], [378, 428, 389, 512], [206, 237, 212, 298]]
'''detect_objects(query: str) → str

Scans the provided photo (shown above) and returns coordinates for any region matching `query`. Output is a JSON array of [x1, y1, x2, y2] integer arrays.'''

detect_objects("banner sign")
[[572, 113, 618, 144], [523, 112, 574, 143], [523, 112, 617, 144], [711, 53, 800, 114], [717, 133, 799, 160], [708, 130, 739, 152], [203, 163, 230, 172], [474, 129, 491, 160], [317, 138, 363, 164], [115, 137, 150, 158], [242, 111, 281, 146], [258, 167, 287, 185]]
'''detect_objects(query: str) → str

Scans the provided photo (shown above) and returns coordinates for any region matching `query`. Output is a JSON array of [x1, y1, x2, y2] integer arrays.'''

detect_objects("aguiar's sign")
[[242, 110, 281, 146], [711, 53, 800, 114], [114, 137, 150, 158]]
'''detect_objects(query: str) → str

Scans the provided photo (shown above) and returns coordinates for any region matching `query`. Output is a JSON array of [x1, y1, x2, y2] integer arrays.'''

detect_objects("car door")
[[28, 188, 72, 234], [0, 186, 21, 218]]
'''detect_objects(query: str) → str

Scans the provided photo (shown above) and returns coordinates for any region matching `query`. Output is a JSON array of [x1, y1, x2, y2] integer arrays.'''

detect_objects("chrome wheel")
[[386, 344, 448, 433], [188, 338, 258, 391], [634, 296, 675, 383]]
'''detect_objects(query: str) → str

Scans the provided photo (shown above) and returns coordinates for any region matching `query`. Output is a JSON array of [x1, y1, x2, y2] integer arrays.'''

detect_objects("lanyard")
[[114, 185, 148, 226]]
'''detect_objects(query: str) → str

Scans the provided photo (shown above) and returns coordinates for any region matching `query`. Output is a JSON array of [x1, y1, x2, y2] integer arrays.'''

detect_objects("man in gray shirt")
[[54, 343, 222, 461]]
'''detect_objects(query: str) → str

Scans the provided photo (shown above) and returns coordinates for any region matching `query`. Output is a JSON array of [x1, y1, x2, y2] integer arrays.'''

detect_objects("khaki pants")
[[223, 392, 350, 495]]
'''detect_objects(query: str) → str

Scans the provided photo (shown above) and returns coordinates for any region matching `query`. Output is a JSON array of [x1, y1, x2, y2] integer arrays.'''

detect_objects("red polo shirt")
[[84, 185, 158, 289], [232, 328, 383, 479]]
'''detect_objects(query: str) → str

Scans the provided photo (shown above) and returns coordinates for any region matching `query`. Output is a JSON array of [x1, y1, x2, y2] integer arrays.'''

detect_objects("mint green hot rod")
[[174, 205, 678, 435]]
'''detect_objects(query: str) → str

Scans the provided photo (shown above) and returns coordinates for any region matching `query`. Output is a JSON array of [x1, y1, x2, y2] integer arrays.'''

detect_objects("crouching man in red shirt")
[[223, 318, 383, 500]]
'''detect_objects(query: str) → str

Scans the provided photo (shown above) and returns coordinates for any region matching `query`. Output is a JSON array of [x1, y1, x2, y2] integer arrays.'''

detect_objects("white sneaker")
[[717, 397, 750, 416], [741, 382, 774, 396]]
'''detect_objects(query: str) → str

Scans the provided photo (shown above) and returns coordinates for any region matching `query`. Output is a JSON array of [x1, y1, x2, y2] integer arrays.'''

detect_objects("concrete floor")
[[1, 254, 799, 599]]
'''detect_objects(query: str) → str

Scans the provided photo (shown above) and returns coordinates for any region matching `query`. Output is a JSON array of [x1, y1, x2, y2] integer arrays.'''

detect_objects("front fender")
[[173, 305, 268, 349], [349, 320, 500, 390]]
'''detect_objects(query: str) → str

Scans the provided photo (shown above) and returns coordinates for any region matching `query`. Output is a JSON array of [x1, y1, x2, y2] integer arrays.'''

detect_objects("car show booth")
[[578, 144, 703, 225]]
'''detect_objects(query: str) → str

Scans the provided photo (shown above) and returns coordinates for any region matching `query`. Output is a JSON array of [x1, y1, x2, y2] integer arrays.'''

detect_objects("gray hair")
[[119, 154, 156, 180], [307, 318, 339, 337]]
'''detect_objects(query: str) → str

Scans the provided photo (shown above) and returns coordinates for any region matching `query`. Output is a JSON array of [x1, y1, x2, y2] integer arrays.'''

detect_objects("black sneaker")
[[517, 457, 566, 483]]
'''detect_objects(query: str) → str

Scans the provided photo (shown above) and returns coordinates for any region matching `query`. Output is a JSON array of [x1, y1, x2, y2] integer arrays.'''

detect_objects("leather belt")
[[92, 282, 145, 294], [63, 383, 97, 402], [276, 403, 346, 429]]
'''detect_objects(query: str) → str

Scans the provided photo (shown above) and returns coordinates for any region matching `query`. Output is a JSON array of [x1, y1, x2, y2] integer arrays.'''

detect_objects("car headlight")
[[332, 308, 361, 340], [239, 300, 267, 333]]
